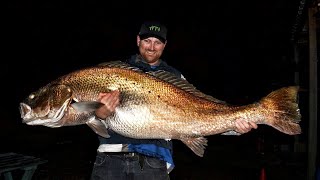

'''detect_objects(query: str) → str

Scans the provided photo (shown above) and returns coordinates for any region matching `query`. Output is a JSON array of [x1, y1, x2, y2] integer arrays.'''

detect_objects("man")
[[90, 21, 258, 180]]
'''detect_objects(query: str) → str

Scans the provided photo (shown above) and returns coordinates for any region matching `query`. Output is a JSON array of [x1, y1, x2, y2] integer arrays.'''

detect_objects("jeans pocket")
[[94, 153, 106, 166], [144, 156, 166, 169]]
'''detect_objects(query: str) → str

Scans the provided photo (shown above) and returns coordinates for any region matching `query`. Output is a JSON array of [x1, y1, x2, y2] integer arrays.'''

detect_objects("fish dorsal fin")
[[98, 61, 225, 104], [97, 60, 143, 72], [147, 70, 226, 104]]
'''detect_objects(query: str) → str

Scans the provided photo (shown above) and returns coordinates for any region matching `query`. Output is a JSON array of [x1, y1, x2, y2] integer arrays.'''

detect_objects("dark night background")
[[2, 0, 318, 179]]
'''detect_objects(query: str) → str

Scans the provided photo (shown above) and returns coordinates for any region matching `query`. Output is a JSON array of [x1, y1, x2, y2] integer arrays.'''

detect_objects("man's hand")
[[95, 90, 120, 119], [235, 119, 258, 134]]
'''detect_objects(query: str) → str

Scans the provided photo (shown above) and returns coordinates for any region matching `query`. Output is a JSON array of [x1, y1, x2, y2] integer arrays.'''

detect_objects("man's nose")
[[149, 43, 155, 50]]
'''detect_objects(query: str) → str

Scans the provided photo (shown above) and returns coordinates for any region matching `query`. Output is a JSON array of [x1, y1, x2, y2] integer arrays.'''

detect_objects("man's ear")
[[137, 35, 141, 46]]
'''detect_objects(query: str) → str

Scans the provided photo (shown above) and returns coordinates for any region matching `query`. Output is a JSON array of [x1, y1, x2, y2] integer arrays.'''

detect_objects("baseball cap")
[[138, 21, 167, 43]]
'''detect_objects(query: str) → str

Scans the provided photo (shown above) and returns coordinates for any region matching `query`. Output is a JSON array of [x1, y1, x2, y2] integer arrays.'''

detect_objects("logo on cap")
[[149, 26, 161, 32]]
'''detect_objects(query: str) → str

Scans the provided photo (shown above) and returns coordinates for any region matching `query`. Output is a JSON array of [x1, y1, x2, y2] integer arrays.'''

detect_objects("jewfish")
[[19, 61, 301, 157]]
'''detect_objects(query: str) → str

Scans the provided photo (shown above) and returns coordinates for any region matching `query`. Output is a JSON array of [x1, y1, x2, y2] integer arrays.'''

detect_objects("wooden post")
[[307, 4, 318, 180]]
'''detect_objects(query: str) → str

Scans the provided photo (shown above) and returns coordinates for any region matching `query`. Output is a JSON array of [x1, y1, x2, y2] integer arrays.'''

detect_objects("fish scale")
[[20, 60, 301, 157]]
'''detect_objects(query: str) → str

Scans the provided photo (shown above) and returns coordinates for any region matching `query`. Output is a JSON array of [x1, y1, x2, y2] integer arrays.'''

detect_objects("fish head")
[[20, 84, 73, 127]]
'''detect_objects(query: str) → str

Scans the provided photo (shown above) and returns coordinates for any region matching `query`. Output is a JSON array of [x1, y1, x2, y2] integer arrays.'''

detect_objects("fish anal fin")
[[86, 118, 110, 138], [181, 137, 208, 157]]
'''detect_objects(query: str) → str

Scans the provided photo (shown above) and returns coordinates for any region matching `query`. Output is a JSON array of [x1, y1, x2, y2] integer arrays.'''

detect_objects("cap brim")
[[139, 34, 166, 43]]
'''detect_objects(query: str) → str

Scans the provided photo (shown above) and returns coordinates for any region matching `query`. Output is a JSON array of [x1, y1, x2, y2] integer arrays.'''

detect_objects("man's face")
[[137, 36, 166, 65]]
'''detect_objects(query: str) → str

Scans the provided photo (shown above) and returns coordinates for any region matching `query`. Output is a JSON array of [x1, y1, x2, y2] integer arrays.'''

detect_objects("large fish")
[[19, 61, 301, 157]]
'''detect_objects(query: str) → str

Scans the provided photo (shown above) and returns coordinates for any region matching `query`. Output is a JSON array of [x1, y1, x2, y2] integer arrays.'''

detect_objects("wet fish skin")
[[19, 61, 301, 157]]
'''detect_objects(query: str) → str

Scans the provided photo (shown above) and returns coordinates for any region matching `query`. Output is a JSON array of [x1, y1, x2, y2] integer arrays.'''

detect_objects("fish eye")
[[29, 94, 35, 99]]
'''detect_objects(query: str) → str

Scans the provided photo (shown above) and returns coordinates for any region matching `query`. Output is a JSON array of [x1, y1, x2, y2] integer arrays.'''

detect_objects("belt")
[[103, 152, 138, 158]]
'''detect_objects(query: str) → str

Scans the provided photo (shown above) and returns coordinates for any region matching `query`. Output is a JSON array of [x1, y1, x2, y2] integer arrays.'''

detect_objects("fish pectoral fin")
[[86, 118, 110, 138], [71, 101, 104, 112], [181, 137, 208, 157]]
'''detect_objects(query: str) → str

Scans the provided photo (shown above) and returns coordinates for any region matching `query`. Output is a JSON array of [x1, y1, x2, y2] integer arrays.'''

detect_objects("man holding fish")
[[90, 21, 258, 180]]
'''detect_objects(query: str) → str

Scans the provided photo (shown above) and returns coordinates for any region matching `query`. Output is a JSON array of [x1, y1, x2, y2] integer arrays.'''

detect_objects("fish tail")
[[259, 86, 301, 135]]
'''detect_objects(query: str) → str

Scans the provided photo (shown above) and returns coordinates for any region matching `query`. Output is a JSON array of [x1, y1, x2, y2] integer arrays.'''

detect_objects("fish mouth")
[[19, 102, 31, 120], [19, 100, 69, 127]]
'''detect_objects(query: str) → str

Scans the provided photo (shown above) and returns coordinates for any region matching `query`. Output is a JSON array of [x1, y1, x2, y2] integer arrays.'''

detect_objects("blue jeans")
[[90, 152, 170, 180]]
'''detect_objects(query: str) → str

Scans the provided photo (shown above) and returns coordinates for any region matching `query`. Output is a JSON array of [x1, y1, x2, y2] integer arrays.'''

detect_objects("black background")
[[2, 0, 311, 179]]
